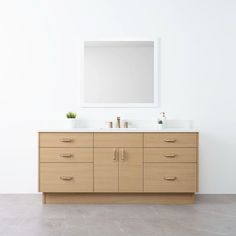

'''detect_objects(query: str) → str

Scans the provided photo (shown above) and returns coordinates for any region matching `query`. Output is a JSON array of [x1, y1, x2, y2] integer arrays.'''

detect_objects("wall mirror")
[[82, 40, 159, 107]]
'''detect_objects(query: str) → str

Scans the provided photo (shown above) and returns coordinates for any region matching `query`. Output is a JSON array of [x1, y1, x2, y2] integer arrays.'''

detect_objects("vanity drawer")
[[40, 148, 93, 163], [40, 163, 93, 192], [144, 148, 197, 163], [144, 163, 196, 192], [94, 133, 143, 147], [39, 133, 93, 147], [144, 133, 198, 147]]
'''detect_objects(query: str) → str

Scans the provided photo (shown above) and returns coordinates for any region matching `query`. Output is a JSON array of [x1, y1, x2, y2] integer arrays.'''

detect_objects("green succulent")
[[66, 112, 77, 119]]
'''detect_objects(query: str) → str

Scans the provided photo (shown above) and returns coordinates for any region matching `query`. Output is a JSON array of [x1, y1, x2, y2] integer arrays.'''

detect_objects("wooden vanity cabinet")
[[118, 148, 143, 192], [94, 148, 119, 192], [39, 132, 198, 204], [94, 148, 143, 192], [144, 132, 198, 194]]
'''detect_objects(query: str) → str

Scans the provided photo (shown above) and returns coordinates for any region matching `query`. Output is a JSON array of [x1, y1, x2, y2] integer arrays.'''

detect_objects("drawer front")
[[144, 148, 197, 163], [144, 133, 198, 147], [94, 133, 143, 147], [40, 148, 93, 163], [39, 133, 93, 147], [40, 163, 93, 192], [144, 163, 196, 192]]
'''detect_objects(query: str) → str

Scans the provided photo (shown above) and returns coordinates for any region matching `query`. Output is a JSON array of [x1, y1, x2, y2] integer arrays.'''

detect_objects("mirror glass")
[[83, 40, 158, 107]]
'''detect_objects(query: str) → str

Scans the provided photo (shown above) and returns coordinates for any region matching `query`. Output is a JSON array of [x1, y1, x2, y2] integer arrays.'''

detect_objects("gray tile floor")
[[0, 195, 236, 236]]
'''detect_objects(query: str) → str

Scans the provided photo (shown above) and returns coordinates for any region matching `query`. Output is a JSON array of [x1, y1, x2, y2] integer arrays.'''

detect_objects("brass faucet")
[[116, 117, 121, 128]]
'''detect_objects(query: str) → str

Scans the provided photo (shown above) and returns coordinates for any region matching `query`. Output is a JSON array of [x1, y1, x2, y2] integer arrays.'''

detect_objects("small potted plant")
[[66, 112, 77, 129], [157, 119, 163, 129]]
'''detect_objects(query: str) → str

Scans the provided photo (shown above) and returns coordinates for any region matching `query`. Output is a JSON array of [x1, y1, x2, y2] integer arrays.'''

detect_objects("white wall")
[[0, 0, 236, 193]]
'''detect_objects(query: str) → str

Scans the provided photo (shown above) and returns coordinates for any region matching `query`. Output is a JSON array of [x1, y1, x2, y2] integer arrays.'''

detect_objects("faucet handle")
[[124, 121, 129, 128]]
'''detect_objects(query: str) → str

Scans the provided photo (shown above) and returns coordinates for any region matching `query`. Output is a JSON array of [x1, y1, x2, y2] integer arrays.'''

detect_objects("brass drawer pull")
[[164, 177, 177, 181], [164, 139, 176, 143], [164, 154, 176, 158], [113, 148, 117, 160], [60, 153, 73, 158], [60, 138, 73, 142], [60, 176, 73, 181], [121, 148, 125, 160]]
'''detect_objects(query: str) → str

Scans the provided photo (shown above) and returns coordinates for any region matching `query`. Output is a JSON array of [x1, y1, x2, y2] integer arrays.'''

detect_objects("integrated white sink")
[[39, 119, 196, 132], [99, 128, 138, 131]]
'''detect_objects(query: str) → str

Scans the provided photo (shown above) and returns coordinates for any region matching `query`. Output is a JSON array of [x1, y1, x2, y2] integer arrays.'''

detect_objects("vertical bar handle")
[[113, 148, 117, 160], [121, 148, 125, 160]]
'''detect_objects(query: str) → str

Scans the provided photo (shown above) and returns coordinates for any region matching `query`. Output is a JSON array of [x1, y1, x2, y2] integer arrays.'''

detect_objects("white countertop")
[[38, 128, 198, 133]]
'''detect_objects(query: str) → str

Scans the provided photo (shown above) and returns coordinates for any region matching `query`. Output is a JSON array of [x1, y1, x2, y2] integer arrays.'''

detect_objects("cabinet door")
[[94, 148, 118, 192], [119, 148, 143, 192]]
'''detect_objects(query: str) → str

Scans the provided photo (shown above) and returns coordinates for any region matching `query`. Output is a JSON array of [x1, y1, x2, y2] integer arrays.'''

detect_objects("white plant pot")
[[157, 124, 163, 130], [66, 119, 77, 129]]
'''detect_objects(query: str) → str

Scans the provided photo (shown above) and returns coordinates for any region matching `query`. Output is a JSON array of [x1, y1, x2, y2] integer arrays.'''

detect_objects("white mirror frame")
[[80, 38, 159, 108]]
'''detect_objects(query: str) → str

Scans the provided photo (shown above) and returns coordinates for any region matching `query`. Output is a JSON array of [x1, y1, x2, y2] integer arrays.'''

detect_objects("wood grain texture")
[[144, 163, 197, 192], [94, 133, 143, 147], [196, 133, 199, 192], [39, 132, 93, 147], [44, 193, 195, 204], [144, 132, 198, 147], [40, 148, 93, 163], [40, 163, 93, 192], [94, 148, 118, 192], [38, 131, 199, 204], [119, 148, 143, 192], [144, 148, 197, 163]]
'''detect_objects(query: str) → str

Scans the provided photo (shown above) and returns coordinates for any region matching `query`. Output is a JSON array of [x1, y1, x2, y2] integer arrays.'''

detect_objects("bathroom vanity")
[[38, 40, 198, 204], [39, 130, 198, 204]]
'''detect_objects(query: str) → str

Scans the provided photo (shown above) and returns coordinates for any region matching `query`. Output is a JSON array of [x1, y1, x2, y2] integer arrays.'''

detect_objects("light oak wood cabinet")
[[144, 148, 197, 163], [40, 132, 93, 147], [39, 132, 198, 204], [94, 133, 143, 147], [118, 148, 143, 192], [40, 148, 93, 163], [40, 163, 93, 192], [144, 163, 196, 192], [94, 148, 119, 192], [93, 148, 143, 192], [144, 133, 197, 148]]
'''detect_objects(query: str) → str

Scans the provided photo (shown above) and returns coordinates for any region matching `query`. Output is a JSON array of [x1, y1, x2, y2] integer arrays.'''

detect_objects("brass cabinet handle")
[[164, 139, 176, 143], [60, 138, 73, 142], [164, 154, 176, 158], [60, 176, 73, 181], [60, 153, 73, 158], [113, 148, 117, 160], [164, 177, 177, 181], [121, 148, 125, 160]]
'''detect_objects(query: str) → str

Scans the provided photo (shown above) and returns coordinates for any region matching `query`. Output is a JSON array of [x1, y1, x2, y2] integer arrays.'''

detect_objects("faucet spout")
[[116, 117, 121, 128]]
